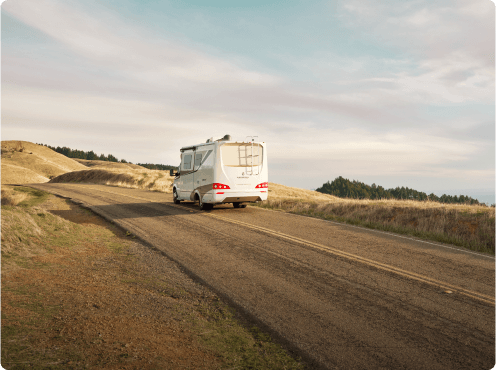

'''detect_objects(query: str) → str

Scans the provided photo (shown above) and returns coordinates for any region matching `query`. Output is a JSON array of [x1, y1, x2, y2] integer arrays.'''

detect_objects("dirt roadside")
[[1, 188, 304, 369]]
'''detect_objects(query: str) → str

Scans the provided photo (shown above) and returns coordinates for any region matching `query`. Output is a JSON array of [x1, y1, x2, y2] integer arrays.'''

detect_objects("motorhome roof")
[[180, 142, 214, 152], [180, 140, 264, 152]]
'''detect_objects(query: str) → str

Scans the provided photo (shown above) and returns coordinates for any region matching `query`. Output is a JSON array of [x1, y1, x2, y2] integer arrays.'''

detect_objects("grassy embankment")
[[1, 186, 303, 369], [254, 183, 495, 254], [50, 168, 174, 193]]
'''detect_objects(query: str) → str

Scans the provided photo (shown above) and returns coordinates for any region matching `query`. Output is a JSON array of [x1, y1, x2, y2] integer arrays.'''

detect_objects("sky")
[[2, 0, 495, 201]]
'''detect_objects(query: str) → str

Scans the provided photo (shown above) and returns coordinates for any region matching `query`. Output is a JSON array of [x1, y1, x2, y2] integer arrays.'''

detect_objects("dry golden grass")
[[257, 186, 495, 254], [1, 141, 87, 184], [268, 182, 341, 202], [74, 158, 147, 170], [268, 182, 492, 213], [1, 187, 28, 206], [1, 164, 50, 184], [50, 168, 175, 193]]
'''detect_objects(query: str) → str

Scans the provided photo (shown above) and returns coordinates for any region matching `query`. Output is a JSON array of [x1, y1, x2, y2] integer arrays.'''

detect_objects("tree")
[[316, 177, 478, 205]]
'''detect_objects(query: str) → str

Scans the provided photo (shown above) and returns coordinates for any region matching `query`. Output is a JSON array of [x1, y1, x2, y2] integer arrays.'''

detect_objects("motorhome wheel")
[[173, 189, 181, 204], [198, 194, 212, 210]]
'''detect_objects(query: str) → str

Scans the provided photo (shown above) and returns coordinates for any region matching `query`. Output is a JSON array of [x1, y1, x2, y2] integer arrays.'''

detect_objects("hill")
[[1, 141, 87, 184]]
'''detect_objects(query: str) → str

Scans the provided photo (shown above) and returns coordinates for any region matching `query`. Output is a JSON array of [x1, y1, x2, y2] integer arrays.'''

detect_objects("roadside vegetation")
[[49, 168, 175, 193], [1, 186, 303, 369], [254, 183, 495, 254], [1, 187, 28, 206]]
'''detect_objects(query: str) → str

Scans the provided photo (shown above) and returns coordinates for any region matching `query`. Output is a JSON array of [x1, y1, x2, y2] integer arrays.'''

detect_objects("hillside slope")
[[50, 168, 175, 193], [1, 141, 87, 184], [74, 158, 147, 170]]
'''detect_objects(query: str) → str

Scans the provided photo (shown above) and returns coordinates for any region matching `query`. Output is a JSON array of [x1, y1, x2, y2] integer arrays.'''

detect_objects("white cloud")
[[336, 0, 494, 105], [404, 7, 439, 26], [269, 126, 479, 166], [2, 0, 280, 87], [1, 84, 256, 131]]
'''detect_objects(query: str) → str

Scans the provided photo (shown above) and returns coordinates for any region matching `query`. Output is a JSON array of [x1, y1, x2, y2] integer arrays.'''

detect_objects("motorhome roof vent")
[[216, 134, 231, 142], [206, 137, 214, 143]]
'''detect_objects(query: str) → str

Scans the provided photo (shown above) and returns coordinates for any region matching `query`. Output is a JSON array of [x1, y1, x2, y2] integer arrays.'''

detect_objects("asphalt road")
[[29, 183, 495, 370]]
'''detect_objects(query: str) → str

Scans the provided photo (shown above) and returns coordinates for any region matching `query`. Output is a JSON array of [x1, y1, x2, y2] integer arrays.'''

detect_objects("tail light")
[[256, 182, 268, 189], [213, 183, 230, 189]]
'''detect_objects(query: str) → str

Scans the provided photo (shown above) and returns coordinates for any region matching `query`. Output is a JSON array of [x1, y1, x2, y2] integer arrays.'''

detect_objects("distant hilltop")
[[316, 176, 489, 206], [1, 140, 88, 184]]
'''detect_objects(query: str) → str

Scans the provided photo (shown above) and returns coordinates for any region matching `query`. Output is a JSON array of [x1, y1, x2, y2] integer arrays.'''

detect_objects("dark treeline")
[[136, 163, 176, 171], [316, 176, 482, 205], [39, 144, 175, 170], [40, 144, 121, 162]]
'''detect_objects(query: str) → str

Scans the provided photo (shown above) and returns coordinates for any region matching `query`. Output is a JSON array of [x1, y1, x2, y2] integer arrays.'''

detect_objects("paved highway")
[[30, 183, 495, 369]]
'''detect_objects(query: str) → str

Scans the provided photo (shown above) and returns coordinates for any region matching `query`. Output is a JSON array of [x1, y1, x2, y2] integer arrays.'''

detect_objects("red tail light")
[[213, 183, 230, 189], [256, 182, 268, 189]]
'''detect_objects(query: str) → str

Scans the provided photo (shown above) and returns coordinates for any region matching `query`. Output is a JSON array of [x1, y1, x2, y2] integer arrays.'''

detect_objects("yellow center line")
[[205, 213, 495, 306], [57, 184, 495, 306]]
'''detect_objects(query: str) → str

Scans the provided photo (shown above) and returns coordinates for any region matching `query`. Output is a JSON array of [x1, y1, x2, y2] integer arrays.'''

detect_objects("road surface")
[[29, 183, 495, 370]]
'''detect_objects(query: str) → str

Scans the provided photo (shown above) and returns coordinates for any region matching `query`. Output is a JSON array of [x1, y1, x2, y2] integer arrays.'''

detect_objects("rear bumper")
[[204, 190, 268, 204]]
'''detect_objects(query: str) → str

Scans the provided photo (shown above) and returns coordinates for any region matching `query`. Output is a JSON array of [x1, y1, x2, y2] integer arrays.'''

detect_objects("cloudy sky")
[[2, 0, 494, 199]]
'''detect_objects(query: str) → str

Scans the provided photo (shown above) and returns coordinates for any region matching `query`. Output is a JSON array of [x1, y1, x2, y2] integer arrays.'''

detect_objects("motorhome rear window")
[[221, 143, 263, 167], [183, 154, 192, 170]]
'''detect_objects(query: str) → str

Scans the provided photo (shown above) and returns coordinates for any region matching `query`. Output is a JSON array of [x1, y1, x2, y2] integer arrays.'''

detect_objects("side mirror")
[[170, 168, 179, 177]]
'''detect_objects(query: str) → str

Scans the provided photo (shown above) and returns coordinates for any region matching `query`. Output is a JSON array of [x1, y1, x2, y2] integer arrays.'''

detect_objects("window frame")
[[195, 152, 203, 167], [183, 154, 193, 170], [220, 143, 263, 167]]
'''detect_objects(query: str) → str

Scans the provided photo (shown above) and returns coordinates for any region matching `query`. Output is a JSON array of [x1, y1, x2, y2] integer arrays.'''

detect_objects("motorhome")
[[170, 135, 268, 210]]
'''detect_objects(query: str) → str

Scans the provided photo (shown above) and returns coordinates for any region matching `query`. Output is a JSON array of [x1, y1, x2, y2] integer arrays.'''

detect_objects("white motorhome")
[[170, 135, 268, 210]]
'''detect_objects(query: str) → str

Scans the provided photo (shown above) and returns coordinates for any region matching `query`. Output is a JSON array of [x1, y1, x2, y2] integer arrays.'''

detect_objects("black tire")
[[233, 202, 242, 208], [240, 204, 247, 208], [199, 195, 212, 210], [173, 189, 181, 204]]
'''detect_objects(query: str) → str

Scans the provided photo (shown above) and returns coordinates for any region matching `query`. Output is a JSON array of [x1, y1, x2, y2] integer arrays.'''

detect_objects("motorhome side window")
[[221, 143, 263, 167], [183, 154, 192, 170], [195, 153, 202, 166]]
